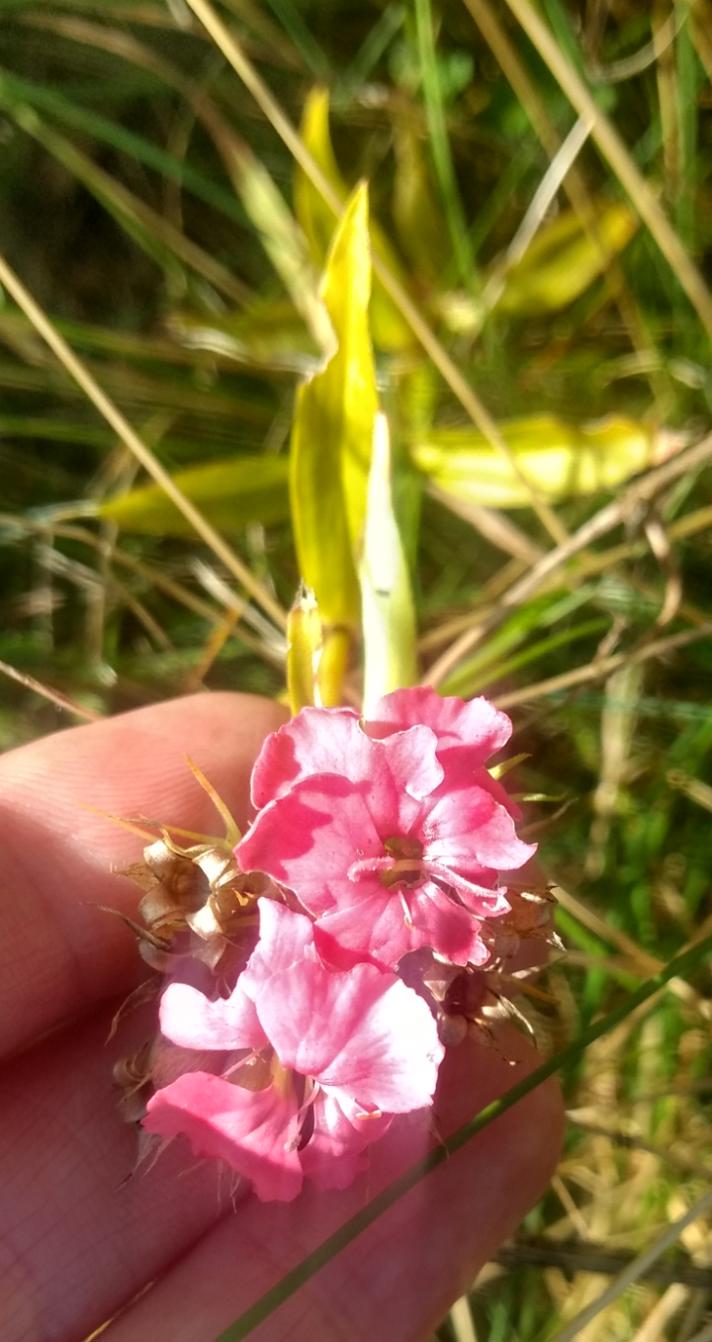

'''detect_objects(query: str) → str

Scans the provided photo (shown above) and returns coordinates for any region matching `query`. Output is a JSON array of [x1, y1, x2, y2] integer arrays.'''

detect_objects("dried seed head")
[[122, 832, 276, 973]]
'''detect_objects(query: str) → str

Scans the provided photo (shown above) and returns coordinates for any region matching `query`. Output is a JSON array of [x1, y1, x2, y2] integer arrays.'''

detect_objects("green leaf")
[[360, 414, 417, 712], [495, 200, 637, 316], [100, 456, 289, 536], [289, 181, 378, 701], [412, 414, 671, 509]]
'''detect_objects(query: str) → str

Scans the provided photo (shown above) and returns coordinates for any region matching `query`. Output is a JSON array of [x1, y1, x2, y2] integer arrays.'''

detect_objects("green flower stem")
[[216, 927, 712, 1341]]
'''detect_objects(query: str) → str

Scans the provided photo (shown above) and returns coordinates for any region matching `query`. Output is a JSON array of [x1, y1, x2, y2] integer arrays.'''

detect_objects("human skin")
[[0, 692, 564, 1342]]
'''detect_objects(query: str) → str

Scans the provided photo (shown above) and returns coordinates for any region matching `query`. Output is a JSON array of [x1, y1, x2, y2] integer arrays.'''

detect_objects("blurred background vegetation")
[[1, 1, 712, 1338]]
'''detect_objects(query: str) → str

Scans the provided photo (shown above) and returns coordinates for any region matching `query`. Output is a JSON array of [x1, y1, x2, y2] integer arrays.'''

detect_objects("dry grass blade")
[[549, 1187, 712, 1342], [0, 251, 287, 632], [501, 0, 712, 341], [495, 624, 712, 709], [182, 0, 570, 546], [481, 114, 595, 314], [0, 656, 102, 722], [462, 0, 667, 407]]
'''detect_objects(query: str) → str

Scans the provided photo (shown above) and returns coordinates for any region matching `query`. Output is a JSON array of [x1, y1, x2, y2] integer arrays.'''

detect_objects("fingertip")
[[0, 692, 287, 1058]]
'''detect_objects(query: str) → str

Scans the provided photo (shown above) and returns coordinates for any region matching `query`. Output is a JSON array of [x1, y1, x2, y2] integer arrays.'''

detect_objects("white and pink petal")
[[158, 980, 267, 1053]]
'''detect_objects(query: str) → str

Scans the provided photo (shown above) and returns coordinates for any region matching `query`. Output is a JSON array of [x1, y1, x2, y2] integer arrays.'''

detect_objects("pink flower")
[[250, 688, 513, 808], [144, 902, 443, 1200], [237, 700, 534, 969]]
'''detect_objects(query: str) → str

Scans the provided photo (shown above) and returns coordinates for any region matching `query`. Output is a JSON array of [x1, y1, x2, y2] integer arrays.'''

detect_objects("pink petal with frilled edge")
[[256, 956, 443, 1112], [144, 1071, 304, 1202], [422, 785, 536, 871], [367, 687, 512, 763], [299, 1092, 394, 1190], [236, 778, 384, 915], [158, 980, 267, 1053], [250, 707, 362, 808], [250, 705, 443, 811]]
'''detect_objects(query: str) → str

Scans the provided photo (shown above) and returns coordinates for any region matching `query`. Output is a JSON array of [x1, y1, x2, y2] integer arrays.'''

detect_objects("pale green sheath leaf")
[[412, 414, 674, 510], [290, 181, 378, 703], [100, 456, 289, 535], [360, 414, 418, 714], [495, 200, 637, 316]]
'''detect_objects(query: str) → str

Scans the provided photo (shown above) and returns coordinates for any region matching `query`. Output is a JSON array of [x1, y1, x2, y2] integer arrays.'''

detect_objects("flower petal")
[[236, 778, 383, 916], [257, 957, 443, 1112], [144, 1071, 304, 1202], [408, 880, 490, 966], [422, 785, 536, 871], [249, 704, 442, 812], [315, 887, 423, 968], [250, 707, 367, 807], [240, 898, 314, 1000], [159, 981, 267, 1053], [367, 688, 512, 764]]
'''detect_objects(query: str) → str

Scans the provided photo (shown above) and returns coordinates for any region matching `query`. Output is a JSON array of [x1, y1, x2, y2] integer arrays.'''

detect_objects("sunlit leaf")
[[361, 413, 417, 712], [294, 86, 349, 264], [100, 456, 289, 535], [295, 86, 414, 350], [290, 181, 378, 702], [412, 414, 675, 509], [495, 201, 637, 316]]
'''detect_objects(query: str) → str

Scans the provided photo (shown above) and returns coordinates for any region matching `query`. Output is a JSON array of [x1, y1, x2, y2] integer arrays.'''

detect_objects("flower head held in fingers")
[[133, 688, 549, 1202]]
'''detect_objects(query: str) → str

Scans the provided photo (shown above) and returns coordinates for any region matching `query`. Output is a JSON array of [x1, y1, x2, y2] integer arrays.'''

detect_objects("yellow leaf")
[[412, 415, 673, 509], [289, 182, 378, 702], [495, 201, 637, 316], [361, 414, 418, 713], [294, 86, 347, 265], [295, 87, 414, 351], [100, 456, 289, 535]]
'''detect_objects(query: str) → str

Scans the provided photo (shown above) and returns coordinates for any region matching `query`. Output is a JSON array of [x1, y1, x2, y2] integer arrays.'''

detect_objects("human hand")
[[0, 693, 563, 1342]]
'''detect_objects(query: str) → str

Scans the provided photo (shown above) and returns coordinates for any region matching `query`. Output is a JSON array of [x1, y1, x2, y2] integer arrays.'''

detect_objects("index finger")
[[0, 692, 286, 1060]]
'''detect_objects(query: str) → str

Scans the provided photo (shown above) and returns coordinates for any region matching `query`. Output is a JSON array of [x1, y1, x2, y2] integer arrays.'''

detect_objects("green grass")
[[1, 2, 712, 1338]]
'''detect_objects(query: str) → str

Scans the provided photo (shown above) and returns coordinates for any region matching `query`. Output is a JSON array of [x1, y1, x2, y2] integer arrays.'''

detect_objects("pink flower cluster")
[[143, 689, 535, 1201]]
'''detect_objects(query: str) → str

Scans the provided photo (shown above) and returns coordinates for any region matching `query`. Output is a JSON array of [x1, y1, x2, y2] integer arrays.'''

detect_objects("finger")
[[0, 692, 286, 1060], [0, 1006, 562, 1342], [0, 1006, 233, 1342], [104, 1034, 562, 1342]]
